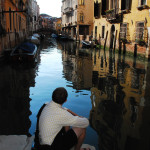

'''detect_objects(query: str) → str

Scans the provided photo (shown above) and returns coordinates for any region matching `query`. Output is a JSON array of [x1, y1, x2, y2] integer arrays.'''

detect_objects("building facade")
[[61, 0, 94, 41], [0, 0, 40, 55], [54, 17, 62, 34], [0, 0, 27, 53], [93, 0, 150, 58], [32, 0, 40, 32]]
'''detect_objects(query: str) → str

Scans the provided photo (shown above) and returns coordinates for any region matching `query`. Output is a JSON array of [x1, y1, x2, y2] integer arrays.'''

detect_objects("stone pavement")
[[0, 135, 34, 150], [0, 135, 96, 150]]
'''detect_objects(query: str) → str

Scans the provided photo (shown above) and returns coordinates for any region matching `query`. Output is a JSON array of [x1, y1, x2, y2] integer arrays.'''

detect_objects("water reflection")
[[0, 39, 150, 150], [0, 39, 46, 136], [60, 41, 93, 90], [0, 62, 34, 135], [58, 41, 150, 150]]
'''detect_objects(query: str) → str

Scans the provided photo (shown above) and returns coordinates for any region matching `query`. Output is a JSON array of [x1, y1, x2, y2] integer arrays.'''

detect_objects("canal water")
[[0, 37, 150, 150]]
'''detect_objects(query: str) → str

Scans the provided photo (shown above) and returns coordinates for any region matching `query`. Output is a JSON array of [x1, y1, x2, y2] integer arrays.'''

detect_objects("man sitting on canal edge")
[[33, 87, 90, 150]]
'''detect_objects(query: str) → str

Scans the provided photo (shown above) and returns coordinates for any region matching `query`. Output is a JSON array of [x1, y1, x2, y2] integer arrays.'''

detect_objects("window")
[[79, 0, 84, 5], [121, 0, 132, 10], [110, 0, 115, 9], [137, 0, 147, 10], [19, 16, 21, 31], [16, 14, 18, 31], [13, 12, 15, 31], [102, 26, 105, 38], [80, 13, 84, 22], [101, 0, 106, 15], [79, 26, 89, 35], [94, 2, 100, 18], [136, 22, 144, 40], [120, 23, 127, 39], [139, 0, 146, 6], [9, 8, 12, 31]]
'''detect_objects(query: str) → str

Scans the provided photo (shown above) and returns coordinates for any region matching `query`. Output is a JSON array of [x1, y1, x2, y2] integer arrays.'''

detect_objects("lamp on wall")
[[131, 20, 133, 25]]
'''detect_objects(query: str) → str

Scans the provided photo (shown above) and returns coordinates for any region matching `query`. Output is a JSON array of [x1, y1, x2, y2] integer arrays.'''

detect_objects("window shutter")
[[138, 0, 141, 6], [141, 0, 146, 5], [120, 23, 127, 39], [136, 22, 144, 40], [126, 0, 129, 10], [129, 0, 132, 10]]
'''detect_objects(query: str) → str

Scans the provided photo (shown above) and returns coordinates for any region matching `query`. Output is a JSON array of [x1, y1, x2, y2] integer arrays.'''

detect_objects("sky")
[[36, 0, 62, 17]]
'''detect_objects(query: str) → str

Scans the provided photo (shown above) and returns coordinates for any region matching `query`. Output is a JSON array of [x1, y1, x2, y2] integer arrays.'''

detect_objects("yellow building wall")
[[123, 0, 150, 42], [90, 48, 147, 149], [77, 0, 94, 35], [56, 18, 62, 34], [93, 0, 150, 57], [4, 0, 26, 33], [93, 0, 120, 48]]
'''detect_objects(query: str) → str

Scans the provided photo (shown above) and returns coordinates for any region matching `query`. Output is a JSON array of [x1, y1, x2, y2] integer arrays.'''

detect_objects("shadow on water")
[[0, 61, 34, 135], [0, 38, 49, 136], [0, 38, 150, 150]]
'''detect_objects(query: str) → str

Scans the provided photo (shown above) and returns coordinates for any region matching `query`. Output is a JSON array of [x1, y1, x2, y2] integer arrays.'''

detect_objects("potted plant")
[[105, 9, 114, 13], [120, 38, 127, 43], [135, 39, 146, 46]]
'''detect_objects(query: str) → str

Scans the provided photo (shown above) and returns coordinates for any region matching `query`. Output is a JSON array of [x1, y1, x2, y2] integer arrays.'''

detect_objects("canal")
[[0, 37, 150, 150]]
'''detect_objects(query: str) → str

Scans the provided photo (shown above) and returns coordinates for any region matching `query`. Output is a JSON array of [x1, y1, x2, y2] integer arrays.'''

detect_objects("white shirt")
[[39, 100, 89, 145]]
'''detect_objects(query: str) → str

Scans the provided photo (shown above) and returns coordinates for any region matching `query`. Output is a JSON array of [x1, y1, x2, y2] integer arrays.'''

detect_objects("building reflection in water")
[[60, 41, 93, 90], [0, 53, 41, 135], [59, 41, 150, 150]]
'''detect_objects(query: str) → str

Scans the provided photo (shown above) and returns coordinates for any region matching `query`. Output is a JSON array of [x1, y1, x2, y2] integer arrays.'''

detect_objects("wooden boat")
[[27, 36, 40, 45], [82, 40, 95, 48], [10, 42, 38, 62], [57, 34, 68, 40], [51, 33, 58, 38]]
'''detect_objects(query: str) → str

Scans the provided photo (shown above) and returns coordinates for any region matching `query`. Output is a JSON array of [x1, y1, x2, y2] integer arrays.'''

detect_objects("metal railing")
[[64, 7, 73, 14], [106, 8, 119, 21]]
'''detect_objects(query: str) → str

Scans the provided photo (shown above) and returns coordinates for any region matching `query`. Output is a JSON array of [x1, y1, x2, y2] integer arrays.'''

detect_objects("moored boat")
[[57, 34, 68, 40], [27, 36, 40, 45], [82, 40, 95, 48], [51, 33, 58, 38], [10, 42, 38, 62]]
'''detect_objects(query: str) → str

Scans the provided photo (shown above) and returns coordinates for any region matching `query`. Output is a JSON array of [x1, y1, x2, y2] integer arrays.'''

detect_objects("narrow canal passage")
[[0, 37, 150, 150]]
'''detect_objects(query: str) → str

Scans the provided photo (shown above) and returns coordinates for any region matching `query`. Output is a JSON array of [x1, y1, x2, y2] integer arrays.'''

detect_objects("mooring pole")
[[104, 31, 108, 51]]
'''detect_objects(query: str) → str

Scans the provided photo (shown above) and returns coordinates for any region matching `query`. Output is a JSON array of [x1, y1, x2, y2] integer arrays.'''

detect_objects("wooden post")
[[104, 31, 108, 51], [134, 44, 137, 57], [118, 31, 122, 54], [99, 34, 101, 47], [123, 43, 126, 54], [113, 30, 117, 52]]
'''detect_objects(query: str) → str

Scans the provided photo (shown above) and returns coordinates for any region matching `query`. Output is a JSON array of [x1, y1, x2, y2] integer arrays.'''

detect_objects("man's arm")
[[62, 107, 89, 128], [67, 109, 78, 116]]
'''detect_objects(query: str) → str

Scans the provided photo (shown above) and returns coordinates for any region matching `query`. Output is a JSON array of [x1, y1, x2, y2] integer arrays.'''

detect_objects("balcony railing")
[[105, 8, 120, 22], [64, 7, 73, 14]]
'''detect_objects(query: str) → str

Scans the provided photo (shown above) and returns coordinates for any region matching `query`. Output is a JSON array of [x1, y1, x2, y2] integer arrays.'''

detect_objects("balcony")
[[137, 5, 149, 10], [105, 8, 121, 23], [64, 7, 73, 15]]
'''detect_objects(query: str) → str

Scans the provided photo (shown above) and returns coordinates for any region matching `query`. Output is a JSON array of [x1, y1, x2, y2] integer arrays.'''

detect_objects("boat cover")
[[18, 42, 35, 53]]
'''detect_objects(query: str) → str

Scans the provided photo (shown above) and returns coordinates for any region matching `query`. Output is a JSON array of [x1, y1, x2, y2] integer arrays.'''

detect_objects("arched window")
[[80, 13, 84, 22], [79, 0, 84, 5]]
